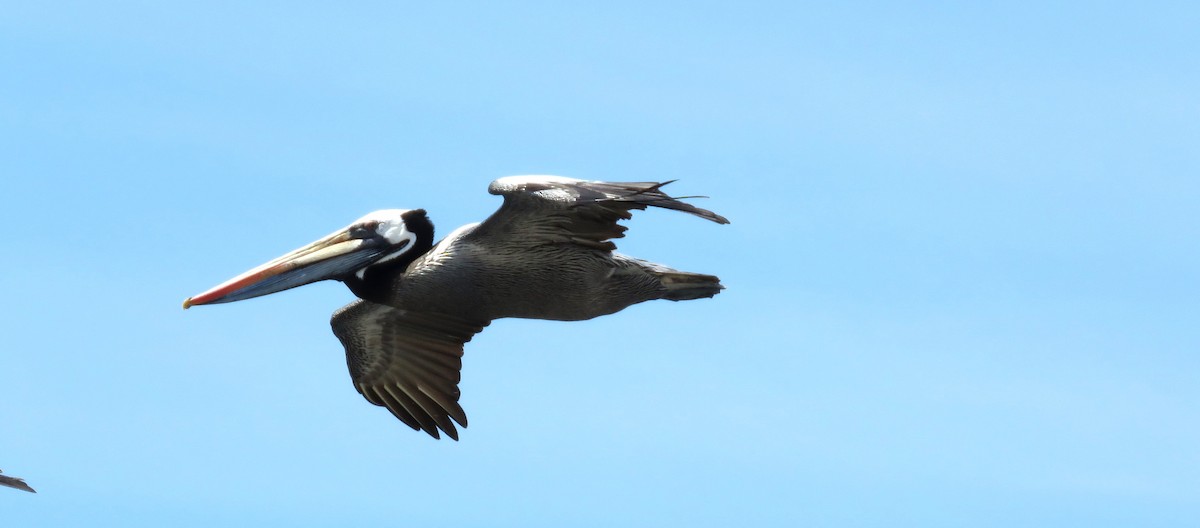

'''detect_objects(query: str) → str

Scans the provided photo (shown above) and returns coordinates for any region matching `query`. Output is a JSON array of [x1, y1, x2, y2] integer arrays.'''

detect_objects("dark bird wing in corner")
[[468, 176, 730, 252], [331, 300, 489, 441], [0, 470, 35, 493]]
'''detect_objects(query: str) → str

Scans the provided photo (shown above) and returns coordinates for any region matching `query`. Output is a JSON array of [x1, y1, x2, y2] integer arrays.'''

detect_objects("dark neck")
[[343, 210, 434, 304]]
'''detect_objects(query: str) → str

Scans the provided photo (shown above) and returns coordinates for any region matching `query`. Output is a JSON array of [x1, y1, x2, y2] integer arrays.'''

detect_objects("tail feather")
[[658, 271, 724, 301], [613, 254, 724, 302]]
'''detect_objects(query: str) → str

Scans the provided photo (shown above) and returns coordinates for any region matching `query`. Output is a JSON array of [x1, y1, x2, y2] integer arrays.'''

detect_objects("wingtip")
[[0, 472, 36, 493], [652, 179, 679, 191]]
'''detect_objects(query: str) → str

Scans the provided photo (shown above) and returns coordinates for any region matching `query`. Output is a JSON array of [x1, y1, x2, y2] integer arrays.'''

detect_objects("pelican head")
[[184, 209, 432, 308]]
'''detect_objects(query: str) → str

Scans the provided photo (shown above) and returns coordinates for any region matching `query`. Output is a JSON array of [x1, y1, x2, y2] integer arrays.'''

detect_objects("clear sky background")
[[2, 2, 1198, 526]]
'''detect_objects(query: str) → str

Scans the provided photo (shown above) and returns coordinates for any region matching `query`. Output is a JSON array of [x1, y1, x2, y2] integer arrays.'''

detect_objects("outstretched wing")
[[331, 300, 489, 440], [467, 176, 729, 251], [0, 470, 35, 493]]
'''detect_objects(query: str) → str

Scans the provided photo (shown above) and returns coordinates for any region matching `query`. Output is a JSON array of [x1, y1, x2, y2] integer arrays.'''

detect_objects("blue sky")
[[2, 1, 1198, 526]]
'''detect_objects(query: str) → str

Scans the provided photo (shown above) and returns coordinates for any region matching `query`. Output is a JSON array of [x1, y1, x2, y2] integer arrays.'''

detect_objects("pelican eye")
[[350, 221, 380, 238]]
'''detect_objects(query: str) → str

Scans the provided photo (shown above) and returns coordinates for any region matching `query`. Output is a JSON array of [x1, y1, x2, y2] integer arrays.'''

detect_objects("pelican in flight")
[[185, 176, 728, 439]]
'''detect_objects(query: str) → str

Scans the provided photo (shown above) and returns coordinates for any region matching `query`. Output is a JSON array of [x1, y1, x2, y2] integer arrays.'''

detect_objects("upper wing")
[[0, 470, 35, 493], [467, 176, 729, 251], [331, 300, 489, 440]]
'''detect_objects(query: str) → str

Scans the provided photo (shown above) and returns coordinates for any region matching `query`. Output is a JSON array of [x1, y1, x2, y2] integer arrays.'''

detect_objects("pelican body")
[[185, 176, 728, 440]]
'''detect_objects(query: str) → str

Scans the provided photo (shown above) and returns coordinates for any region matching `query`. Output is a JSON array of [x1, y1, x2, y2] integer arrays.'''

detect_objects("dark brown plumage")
[[187, 176, 727, 440], [0, 469, 35, 493]]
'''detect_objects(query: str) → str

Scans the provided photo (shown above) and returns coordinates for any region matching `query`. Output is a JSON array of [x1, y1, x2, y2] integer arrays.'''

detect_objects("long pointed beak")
[[184, 229, 382, 309]]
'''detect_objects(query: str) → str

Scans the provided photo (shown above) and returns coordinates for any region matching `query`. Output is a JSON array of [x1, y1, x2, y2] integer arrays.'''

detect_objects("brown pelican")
[[184, 176, 728, 440], [0, 469, 35, 493]]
